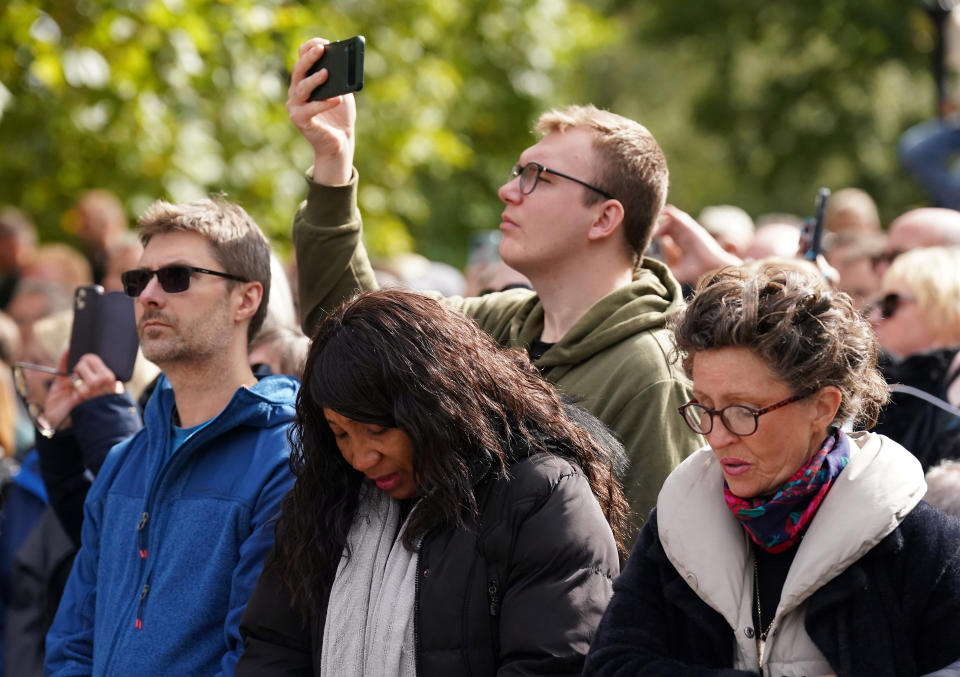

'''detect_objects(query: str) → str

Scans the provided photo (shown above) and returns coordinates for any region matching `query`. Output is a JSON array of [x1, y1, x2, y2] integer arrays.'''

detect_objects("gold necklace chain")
[[753, 557, 775, 669]]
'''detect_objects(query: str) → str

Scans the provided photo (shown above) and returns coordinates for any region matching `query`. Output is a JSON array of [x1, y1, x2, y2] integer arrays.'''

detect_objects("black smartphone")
[[67, 285, 140, 382], [802, 187, 831, 261], [306, 36, 365, 102]]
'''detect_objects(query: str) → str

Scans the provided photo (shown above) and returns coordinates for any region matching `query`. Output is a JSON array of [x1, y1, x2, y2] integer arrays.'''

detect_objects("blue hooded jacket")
[[45, 373, 298, 677]]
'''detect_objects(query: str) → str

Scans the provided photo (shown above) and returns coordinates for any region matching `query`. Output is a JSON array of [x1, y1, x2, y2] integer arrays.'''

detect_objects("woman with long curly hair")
[[236, 289, 628, 676]]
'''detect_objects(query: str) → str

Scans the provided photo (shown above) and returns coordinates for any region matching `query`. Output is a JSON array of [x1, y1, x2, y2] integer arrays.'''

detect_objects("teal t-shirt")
[[170, 418, 212, 456]]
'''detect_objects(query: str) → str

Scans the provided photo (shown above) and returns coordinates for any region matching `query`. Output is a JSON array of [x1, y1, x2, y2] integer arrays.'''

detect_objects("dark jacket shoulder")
[[586, 504, 960, 677]]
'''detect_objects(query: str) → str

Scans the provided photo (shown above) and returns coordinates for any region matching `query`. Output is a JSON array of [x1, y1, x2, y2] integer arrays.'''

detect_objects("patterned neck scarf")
[[724, 429, 849, 553]]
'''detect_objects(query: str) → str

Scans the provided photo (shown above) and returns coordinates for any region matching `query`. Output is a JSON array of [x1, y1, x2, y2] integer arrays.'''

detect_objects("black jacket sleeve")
[[805, 501, 960, 677], [236, 561, 315, 676], [491, 465, 620, 676], [583, 511, 756, 677]]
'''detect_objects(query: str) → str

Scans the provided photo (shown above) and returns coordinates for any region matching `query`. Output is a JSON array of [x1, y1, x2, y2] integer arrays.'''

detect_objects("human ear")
[[811, 385, 842, 428], [234, 281, 263, 325], [586, 199, 625, 243]]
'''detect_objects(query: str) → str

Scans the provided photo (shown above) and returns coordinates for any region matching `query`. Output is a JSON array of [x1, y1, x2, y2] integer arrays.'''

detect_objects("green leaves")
[[1, 0, 934, 267], [572, 0, 934, 221], [0, 0, 612, 263]]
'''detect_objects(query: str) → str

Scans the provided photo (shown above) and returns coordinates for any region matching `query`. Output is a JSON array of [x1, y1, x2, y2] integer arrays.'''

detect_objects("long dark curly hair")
[[270, 289, 629, 621]]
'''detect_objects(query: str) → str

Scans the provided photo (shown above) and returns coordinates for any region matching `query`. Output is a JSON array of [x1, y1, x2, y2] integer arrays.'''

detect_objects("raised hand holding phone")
[[287, 38, 359, 185], [796, 187, 841, 285]]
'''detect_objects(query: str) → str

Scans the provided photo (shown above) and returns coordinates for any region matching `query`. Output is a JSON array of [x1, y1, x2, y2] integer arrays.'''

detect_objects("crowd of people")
[[0, 35, 958, 677]]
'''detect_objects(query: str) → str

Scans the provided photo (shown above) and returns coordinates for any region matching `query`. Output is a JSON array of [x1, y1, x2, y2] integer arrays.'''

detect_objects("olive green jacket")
[[293, 171, 704, 539]]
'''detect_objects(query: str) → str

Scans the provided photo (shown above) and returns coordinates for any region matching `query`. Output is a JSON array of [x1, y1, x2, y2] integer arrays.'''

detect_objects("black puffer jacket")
[[874, 347, 960, 471], [237, 449, 620, 676]]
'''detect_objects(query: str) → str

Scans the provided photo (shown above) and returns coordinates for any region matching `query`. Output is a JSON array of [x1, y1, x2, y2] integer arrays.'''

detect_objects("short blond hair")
[[884, 246, 960, 346], [535, 105, 668, 262]]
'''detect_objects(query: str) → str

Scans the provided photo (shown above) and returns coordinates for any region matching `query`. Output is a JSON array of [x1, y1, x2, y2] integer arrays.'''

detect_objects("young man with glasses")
[[284, 38, 703, 538], [45, 198, 298, 676]]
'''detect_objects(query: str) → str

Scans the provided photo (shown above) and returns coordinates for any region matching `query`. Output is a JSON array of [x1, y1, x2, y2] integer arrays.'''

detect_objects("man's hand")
[[44, 352, 123, 433], [655, 204, 741, 285], [287, 38, 356, 186]]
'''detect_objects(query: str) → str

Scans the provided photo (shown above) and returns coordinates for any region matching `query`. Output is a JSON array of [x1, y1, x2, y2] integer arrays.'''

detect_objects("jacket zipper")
[[414, 540, 425, 676], [134, 584, 150, 629], [487, 577, 500, 617], [135, 511, 151, 630], [137, 511, 150, 560], [487, 575, 501, 661]]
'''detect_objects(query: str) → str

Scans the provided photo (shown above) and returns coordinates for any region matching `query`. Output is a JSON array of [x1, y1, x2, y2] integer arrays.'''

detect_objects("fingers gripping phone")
[[307, 36, 365, 101], [802, 187, 831, 261], [67, 285, 140, 382]]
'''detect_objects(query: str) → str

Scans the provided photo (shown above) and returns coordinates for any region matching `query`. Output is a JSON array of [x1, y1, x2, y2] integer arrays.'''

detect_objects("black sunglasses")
[[121, 265, 248, 298], [510, 162, 614, 200], [877, 292, 914, 320]]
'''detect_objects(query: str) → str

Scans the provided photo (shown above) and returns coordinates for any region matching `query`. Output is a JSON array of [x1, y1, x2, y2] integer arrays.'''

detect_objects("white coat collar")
[[656, 431, 926, 627]]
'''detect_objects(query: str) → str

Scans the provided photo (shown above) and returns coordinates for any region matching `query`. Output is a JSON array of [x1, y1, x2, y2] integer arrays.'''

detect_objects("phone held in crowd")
[[67, 285, 139, 382], [801, 187, 831, 261], [307, 36, 365, 101]]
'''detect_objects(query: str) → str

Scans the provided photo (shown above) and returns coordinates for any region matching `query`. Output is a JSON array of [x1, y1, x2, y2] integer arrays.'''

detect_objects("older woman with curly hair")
[[237, 289, 628, 676], [585, 260, 960, 677]]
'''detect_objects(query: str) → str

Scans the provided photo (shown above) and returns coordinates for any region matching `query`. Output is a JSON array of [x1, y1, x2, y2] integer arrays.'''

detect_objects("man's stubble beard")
[[138, 302, 233, 370]]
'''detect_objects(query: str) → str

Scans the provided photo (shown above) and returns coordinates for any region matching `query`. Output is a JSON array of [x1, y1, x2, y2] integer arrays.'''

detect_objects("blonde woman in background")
[[869, 246, 960, 471]]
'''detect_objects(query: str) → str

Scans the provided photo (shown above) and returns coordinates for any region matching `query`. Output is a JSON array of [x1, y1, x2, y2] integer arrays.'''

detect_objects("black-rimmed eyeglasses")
[[509, 162, 614, 200], [677, 392, 812, 437], [121, 265, 248, 298]]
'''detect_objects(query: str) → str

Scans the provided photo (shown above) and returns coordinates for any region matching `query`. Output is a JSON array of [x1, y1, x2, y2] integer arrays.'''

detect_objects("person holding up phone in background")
[[17, 284, 145, 545], [285, 38, 705, 543], [655, 191, 839, 293], [31, 350, 143, 547], [5, 310, 142, 677]]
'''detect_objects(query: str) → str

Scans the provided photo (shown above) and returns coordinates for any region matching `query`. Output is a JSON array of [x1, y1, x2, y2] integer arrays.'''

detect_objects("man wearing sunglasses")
[[46, 198, 298, 677], [284, 38, 703, 541]]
